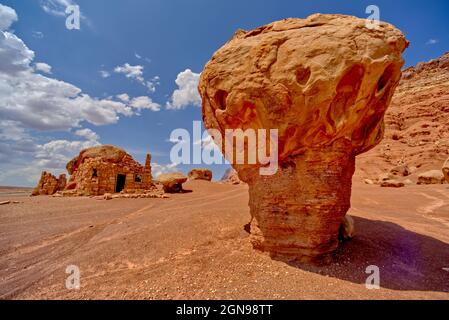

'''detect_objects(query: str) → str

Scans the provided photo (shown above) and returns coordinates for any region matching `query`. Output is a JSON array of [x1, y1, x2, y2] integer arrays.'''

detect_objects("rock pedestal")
[[199, 14, 408, 261]]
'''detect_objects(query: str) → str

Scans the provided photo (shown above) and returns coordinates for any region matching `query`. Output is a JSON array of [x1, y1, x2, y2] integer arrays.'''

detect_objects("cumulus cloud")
[[166, 69, 201, 110], [130, 96, 161, 112], [0, 3, 18, 31], [0, 4, 159, 186], [0, 10, 161, 132], [114, 63, 159, 92], [152, 162, 178, 178], [74, 128, 99, 141], [116, 93, 130, 102], [35, 62, 52, 74], [114, 63, 144, 82]]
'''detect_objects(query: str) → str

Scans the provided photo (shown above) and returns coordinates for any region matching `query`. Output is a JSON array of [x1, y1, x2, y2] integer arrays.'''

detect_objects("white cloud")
[[426, 39, 439, 45], [35, 62, 52, 74], [74, 128, 99, 141], [130, 96, 161, 112], [114, 63, 159, 92], [114, 63, 145, 82], [99, 70, 110, 78], [40, 0, 79, 17], [135, 53, 142, 59], [0, 3, 18, 31], [116, 93, 130, 102], [152, 162, 178, 178], [166, 69, 201, 110], [0, 21, 153, 131]]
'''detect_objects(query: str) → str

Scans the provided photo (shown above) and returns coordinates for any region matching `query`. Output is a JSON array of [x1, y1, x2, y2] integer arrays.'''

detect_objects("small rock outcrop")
[[381, 180, 405, 188], [220, 168, 242, 185], [157, 173, 188, 193], [339, 215, 355, 241], [199, 14, 407, 261], [188, 169, 213, 181], [417, 170, 446, 185], [443, 159, 449, 184], [390, 164, 410, 177], [32, 172, 66, 196]]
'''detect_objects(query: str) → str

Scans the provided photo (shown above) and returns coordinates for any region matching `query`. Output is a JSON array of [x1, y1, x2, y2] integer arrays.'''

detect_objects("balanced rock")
[[157, 173, 188, 193], [188, 168, 213, 181], [199, 14, 407, 261], [417, 170, 446, 185]]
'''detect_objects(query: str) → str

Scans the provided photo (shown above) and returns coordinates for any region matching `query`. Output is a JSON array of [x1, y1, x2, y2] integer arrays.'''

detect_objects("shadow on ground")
[[289, 216, 449, 293]]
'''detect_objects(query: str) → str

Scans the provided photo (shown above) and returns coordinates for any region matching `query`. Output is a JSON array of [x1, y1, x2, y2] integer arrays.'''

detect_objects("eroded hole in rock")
[[214, 90, 228, 110], [295, 65, 311, 85], [377, 64, 395, 92], [328, 64, 365, 129]]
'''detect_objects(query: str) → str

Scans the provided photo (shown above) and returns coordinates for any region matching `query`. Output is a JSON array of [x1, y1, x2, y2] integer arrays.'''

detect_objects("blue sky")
[[0, 0, 448, 186]]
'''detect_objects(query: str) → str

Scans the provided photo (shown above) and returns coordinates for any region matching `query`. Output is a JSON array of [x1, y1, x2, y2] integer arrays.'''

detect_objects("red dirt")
[[1, 180, 448, 299]]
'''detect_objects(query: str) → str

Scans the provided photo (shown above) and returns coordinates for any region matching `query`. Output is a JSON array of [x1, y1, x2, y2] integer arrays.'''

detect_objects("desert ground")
[[1, 180, 448, 300]]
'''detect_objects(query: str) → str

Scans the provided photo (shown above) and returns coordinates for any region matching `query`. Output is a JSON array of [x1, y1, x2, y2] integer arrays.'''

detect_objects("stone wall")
[[66, 153, 153, 196], [32, 172, 66, 196]]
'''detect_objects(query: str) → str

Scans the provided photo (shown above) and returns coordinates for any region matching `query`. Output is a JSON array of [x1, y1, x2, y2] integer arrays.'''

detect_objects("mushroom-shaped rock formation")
[[188, 168, 213, 181], [157, 173, 188, 193], [443, 159, 449, 184], [199, 14, 408, 261]]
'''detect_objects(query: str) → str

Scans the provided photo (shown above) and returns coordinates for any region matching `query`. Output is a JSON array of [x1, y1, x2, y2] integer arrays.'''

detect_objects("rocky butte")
[[199, 14, 408, 261]]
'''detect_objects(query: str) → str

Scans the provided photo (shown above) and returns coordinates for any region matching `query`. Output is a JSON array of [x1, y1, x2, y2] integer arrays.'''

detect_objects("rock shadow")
[[287, 216, 449, 293]]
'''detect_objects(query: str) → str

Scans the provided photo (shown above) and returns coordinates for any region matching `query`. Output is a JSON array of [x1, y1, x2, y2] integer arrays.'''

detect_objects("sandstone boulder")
[[381, 179, 405, 188], [220, 168, 242, 185], [199, 14, 407, 261], [390, 164, 410, 177], [188, 168, 213, 181], [339, 215, 355, 241], [417, 170, 446, 185], [443, 158, 449, 184], [157, 173, 188, 193]]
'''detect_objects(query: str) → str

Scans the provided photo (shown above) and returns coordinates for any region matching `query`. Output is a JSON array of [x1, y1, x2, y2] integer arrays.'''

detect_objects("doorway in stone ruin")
[[115, 174, 126, 193]]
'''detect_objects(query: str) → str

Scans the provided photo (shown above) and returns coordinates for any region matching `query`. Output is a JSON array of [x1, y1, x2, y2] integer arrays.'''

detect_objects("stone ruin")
[[32, 145, 157, 197], [199, 14, 408, 262], [32, 172, 66, 196]]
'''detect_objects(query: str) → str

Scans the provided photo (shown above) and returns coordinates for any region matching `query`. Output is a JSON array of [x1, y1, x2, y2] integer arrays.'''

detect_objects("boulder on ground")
[[417, 170, 445, 185], [157, 173, 188, 193], [381, 180, 405, 188], [390, 164, 410, 177], [188, 168, 213, 181], [443, 159, 449, 184], [339, 215, 355, 241]]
